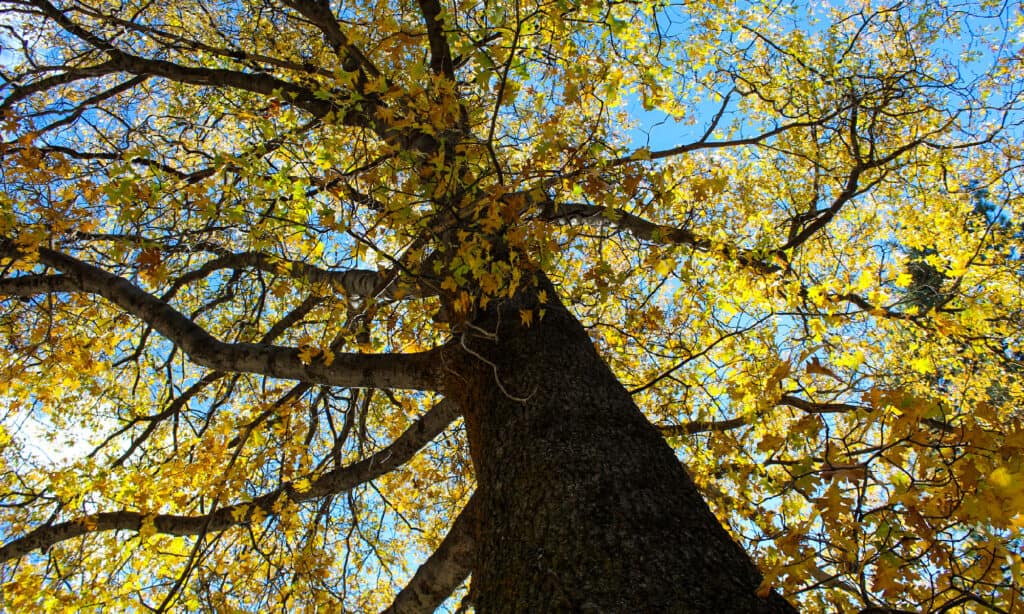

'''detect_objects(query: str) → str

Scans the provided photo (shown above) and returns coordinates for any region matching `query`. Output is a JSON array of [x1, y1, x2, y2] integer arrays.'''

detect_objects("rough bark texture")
[[443, 277, 796, 612]]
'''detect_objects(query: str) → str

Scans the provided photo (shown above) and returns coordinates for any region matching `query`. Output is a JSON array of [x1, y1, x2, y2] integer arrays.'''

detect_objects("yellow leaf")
[[655, 258, 675, 277], [630, 147, 651, 160], [480, 210, 504, 233], [298, 345, 318, 365], [250, 506, 267, 525], [139, 514, 157, 539], [909, 356, 933, 374], [454, 291, 472, 314], [991, 467, 1013, 490], [806, 285, 827, 308], [835, 350, 865, 369], [167, 537, 188, 556], [691, 175, 728, 201], [806, 356, 841, 380], [855, 270, 873, 291], [520, 309, 534, 327]]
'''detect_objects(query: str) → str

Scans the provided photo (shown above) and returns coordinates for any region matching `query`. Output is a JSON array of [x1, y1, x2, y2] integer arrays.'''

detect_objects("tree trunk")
[[442, 276, 796, 612]]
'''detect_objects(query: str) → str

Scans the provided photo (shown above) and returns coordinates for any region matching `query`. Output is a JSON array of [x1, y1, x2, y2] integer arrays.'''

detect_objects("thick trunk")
[[442, 278, 796, 612]]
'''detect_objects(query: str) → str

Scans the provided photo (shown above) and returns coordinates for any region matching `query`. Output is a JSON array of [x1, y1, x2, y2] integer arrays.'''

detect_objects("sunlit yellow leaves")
[[806, 284, 828, 308], [690, 175, 728, 203], [0, 0, 1018, 610], [1011, 513, 1024, 535], [894, 272, 914, 287], [806, 319, 828, 343], [654, 258, 676, 277], [853, 270, 873, 292], [909, 356, 933, 374], [972, 463, 1024, 530], [834, 350, 865, 370]]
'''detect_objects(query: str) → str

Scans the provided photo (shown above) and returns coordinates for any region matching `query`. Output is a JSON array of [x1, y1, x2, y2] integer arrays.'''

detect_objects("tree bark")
[[442, 275, 796, 612]]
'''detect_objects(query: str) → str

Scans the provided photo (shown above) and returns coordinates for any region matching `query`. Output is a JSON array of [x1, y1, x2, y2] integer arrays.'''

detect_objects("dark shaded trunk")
[[443, 277, 796, 612]]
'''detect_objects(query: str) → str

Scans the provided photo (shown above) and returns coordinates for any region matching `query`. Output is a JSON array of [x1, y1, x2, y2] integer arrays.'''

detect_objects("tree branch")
[[778, 394, 865, 414], [781, 165, 867, 252], [22, 0, 408, 144], [0, 399, 460, 562], [281, 0, 381, 77], [26, 0, 343, 115], [0, 60, 123, 113], [0, 273, 76, 296], [531, 196, 781, 274], [659, 417, 748, 436], [381, 493, 477, 614], [414, 0, 455, 77], [0, 240, 441, 390], [163, 251, 430, 300], [658, 395, 871, 437], [606, 113, 843, 168]]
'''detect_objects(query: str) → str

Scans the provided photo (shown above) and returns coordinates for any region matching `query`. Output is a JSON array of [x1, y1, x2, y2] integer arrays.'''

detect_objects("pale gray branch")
[[0, 399, 460, 562], [382, 493, 477, 614], [0, 240, 440, 390]]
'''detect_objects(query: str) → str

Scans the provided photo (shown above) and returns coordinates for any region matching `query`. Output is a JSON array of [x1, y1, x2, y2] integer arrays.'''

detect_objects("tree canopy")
[[0, 0, 1022, 611]]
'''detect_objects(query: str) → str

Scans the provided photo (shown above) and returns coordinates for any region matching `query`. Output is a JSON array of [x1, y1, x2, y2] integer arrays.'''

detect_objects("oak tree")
[[0, 0, 1022, 611]]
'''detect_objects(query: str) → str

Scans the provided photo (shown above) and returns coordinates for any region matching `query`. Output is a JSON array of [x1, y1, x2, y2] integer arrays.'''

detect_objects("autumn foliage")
[[0, 0, 1022, 611]]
